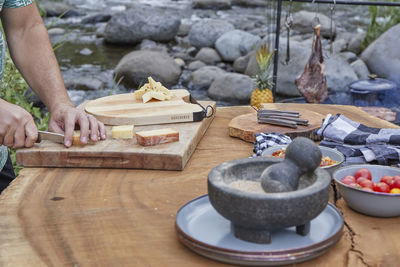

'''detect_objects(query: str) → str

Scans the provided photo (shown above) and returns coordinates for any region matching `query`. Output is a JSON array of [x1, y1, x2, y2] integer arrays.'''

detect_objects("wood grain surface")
[[229, 103, 325, 142], [84, 89, 204, 125], [16, 101, 215, 170], [1, 104, 399, 267]]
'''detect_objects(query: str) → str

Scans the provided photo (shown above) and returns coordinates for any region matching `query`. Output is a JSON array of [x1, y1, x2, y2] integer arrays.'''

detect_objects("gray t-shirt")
[[0, 0, 34, 172]]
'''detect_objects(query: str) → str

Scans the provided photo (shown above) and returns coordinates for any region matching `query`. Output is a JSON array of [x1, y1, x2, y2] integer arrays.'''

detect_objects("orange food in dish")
[[270, 148, 338, 167]]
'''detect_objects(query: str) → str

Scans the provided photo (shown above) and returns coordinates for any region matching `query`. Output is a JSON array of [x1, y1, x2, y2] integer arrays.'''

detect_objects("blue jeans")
[[0, 155, 15, 194]]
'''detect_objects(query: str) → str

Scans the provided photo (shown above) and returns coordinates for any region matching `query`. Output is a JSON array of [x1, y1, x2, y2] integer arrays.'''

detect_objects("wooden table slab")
[[1, 104, 399, 267], [229, 103, 326, 142], [16, 101, 215, 171]]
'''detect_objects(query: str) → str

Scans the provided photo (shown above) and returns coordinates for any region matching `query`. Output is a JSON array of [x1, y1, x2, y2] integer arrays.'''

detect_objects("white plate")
[[175, 195, 343, 266]]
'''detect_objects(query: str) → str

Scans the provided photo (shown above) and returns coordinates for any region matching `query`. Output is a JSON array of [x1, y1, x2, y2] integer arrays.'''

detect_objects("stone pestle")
[[261, 137, 322, 193]]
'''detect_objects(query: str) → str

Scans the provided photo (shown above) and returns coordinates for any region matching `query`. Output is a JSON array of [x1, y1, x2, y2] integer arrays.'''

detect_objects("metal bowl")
[[333, 164, 400, 217], [261, 145, 344, 175]]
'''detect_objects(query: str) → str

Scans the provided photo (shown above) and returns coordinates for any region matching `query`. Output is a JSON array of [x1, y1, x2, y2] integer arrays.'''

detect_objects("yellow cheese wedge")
[[136, 128, 179, 146], [111, 125, 135, 139]]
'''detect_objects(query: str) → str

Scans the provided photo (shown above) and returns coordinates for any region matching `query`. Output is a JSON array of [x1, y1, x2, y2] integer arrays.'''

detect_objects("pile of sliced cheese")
[[133, 77, 174, 103]]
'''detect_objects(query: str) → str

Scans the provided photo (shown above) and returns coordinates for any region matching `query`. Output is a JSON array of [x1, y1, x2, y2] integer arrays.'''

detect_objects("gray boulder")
[[215, 30, 261, 62], [177, 22, 191, 37], [192, 0, 231, 9], [194, 47, 221, 63], [234, 52, 253, 73], [115, 50, 181, 88], [188, 19, 235, 48], [104, 8, 180, 44], [351, 59, 370, 80], [340, 51, 357, 64], [361, 24, 400, 85], [191, 66, 226, 90], [232, 0, 267, 7], [188, 60, 207, 70], [64, 77, 104, 91], [325, 54, 358, 91], [348, 32, 366, 55], [208, 73, 254, 103], [275, 39, 311, 96], [292, 11, 336, 39], [244, 51, 259, 77], [331, 39, 347, 53], [139, 39, 169, 53]]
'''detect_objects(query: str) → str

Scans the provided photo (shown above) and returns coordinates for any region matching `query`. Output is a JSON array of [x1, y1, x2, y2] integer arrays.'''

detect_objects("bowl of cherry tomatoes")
[[333, 164, 400, 217], [262, 145, 344, 175]]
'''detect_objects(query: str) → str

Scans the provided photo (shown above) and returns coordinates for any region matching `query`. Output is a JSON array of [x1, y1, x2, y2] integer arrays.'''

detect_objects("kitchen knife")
[[36, 130, 99, 145], [36, 131, 64, 144]]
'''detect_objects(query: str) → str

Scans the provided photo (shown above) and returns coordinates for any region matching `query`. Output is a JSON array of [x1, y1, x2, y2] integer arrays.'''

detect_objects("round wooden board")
[[228, 108, 325, 143]]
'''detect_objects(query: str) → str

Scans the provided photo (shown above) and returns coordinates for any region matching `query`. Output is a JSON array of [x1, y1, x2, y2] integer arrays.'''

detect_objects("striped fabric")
[[316, 114, 400, 166]]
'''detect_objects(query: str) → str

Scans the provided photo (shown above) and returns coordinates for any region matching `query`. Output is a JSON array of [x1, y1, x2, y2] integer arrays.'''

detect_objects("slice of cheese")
[[135, 77, 173, 103], [111, 125, 134, 139], [72, 130, 100, 145], [136, 128, 179, 146], [72, 130, 84, 146]]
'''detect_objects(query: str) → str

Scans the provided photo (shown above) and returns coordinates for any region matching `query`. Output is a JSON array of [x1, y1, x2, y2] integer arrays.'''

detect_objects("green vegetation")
[[0, 53, 50, 175], [363, 2, 400, 50]]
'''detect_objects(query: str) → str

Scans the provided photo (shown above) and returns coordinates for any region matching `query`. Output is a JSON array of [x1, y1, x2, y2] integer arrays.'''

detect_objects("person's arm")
[[0, 3, 106, 147]]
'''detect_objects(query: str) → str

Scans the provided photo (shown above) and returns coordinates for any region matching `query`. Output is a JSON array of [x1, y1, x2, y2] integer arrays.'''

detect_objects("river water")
[[46, 0, 374, 106]]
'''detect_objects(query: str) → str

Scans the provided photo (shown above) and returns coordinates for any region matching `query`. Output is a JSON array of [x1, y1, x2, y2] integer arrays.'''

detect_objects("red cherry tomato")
[[374, 182, 390, 193], [393, 179, 400, 189], [354, 168, 372, 180], [341, 175, 356, 185], [380, 176, 394, 188], [358, 179, 374, 189], [393, 176, 400, 182], [356, 177, 368, 184]]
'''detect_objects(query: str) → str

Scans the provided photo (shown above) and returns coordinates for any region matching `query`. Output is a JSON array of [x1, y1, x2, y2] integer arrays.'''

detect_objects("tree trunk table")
[[0, 104, 399, 266]]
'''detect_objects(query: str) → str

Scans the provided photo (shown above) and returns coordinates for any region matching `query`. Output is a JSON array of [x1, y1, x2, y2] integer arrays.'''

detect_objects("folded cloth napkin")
[[253, 133, 292, 157], [316, 113, 400, 165]]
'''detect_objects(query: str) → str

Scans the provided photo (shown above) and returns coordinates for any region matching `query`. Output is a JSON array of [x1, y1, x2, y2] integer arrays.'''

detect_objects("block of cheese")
[[136, 128, 179, 146], [111, 125, 134, 139], [72, 131, 84, 146], [71, 131, 100, 145]]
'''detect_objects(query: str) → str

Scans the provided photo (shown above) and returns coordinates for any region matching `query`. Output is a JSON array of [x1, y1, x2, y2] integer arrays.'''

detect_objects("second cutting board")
[[84, 89, 205, 126]]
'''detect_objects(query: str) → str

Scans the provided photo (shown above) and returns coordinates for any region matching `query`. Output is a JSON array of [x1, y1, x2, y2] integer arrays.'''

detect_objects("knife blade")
[[36, 131, 64, 144]]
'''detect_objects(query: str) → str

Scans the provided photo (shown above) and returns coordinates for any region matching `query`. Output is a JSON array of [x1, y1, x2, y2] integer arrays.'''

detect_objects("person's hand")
[[48, 103, 106, 147], [0, 99, 38, 148]]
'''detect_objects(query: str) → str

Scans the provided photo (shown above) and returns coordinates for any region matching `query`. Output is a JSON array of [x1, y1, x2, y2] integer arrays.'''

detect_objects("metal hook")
[[283, 0, 293, 65], [329, 0, 336, 55], [311, 0, 320, 42]]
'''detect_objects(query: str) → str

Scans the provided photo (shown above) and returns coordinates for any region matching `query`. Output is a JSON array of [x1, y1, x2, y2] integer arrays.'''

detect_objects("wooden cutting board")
[[84, 89, 205, 126], [229, 103, 325, 143], [16, 100, 216, 170]]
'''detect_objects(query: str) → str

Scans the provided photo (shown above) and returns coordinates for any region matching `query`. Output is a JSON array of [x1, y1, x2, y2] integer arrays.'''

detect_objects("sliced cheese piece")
[[72, 130, 100, 146], [136, 77, 172, 103], [142, 91, 167, 103], [133, 89, 147, 100], [72, 130, 84, 146], [111, 125, 134, 139], [136, 128, 179, 146]]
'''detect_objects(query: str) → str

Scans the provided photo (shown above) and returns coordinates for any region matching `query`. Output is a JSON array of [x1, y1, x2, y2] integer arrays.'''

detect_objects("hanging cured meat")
[[295, 25, 328, 103]]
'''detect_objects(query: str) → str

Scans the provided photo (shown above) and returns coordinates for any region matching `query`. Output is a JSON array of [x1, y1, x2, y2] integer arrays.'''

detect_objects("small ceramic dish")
[[333, 164, 400, 217], [261, 145, 344, 175]]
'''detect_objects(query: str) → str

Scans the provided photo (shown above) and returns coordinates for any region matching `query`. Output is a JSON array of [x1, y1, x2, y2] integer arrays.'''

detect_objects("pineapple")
[[250, 44, 275, 109]]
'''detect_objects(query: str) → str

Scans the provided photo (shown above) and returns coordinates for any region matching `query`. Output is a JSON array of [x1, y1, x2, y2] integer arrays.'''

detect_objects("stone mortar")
[[208, 157, 331, 244]]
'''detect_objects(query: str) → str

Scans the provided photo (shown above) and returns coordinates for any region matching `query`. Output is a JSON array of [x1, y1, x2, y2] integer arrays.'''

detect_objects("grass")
[[0, 53, 50, 175], [362, 2, 400, 50]]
